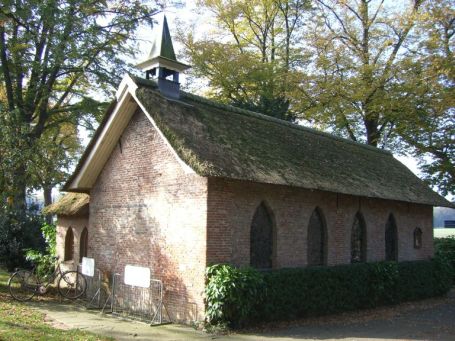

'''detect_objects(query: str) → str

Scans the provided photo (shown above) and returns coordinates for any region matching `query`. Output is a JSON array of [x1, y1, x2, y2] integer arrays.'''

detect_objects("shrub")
[[0, 205, 45, 271], [260, 262, 392, 321], [205, 264, 265, 327], [396, 259, 452, 301], [205, 259, 453, 327], [434, 236, 455, 283], [368, 261, 399, 305], [25, 223, 57, 278]]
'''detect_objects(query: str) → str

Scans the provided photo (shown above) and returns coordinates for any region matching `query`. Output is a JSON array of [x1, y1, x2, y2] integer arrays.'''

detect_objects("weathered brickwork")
[[206, 178, 433, 267], [57, 109, 434, 325], [56, 215, 88, 272], [88, 109, 207, 322]]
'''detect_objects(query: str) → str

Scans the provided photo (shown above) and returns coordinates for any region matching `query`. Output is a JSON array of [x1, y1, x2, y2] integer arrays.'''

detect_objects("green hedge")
[[205, 259, 453, 326], [434, 236, 455, 283], [261, 259, 452, 322]]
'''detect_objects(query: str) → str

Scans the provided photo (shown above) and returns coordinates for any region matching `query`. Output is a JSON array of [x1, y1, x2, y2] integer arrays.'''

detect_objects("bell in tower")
[[136, 15, 190, 99]]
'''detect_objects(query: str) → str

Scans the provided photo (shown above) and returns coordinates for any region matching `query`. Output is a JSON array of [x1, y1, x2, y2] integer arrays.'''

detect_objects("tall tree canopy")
[[394, 0, 454, 196], [297, 0, 454, 195], [0, 0, 157, 207], [180, 0, 311, 120], [297, 0, 424, 147], [182, 0, 454, 197]]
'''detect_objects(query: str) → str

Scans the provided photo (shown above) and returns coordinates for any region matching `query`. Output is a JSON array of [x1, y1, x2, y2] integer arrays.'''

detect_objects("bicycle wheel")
[[8, 270, 39, 301], [58, 270, 87, 299]]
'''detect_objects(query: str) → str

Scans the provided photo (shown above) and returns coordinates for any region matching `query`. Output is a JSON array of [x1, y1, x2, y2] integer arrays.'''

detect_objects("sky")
[[134, 1, 209, 71]]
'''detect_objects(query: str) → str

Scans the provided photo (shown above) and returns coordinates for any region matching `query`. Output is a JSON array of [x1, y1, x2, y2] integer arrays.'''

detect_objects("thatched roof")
[[134, 77, 450, 207], [64, 75, 452, 207], [43, 192, 89, 216]]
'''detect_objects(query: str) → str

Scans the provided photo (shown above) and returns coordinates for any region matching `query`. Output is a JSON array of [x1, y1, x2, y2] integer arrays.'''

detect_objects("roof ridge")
[[180, 91, 391, 156]]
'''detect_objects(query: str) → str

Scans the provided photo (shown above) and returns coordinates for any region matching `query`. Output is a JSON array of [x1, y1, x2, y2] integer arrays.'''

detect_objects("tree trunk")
[[364, 118, 379, 147], [43, 185, 53, 225], [12, 165, 27, 210]]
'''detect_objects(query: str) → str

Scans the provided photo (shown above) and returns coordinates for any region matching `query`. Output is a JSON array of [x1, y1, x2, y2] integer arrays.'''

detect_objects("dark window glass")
[[79, 227, 88, 262], [414, 228, 422, 249], [250, 202, 274, 269], [308, 209, 326, 266], [385, 214, 398, 261], [351, 212, 367, 263], [64, 227, 74, 261]]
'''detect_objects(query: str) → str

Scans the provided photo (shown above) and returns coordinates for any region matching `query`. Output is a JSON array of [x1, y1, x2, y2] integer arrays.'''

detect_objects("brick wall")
[[206, 178, 433, 267], [88, 109, 207, 323], [56, 106, 435, 325], [56, 215, 88, 272]]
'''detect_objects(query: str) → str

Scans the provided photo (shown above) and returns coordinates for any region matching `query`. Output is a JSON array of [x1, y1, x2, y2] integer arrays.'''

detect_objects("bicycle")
[[8, 257, 87, 302]]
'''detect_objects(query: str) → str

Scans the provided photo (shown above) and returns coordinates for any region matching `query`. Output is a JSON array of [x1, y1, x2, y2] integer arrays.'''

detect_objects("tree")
[[0, 0, 157, 207], [393, 0, 454, 196], [30, 120, 83, 223], [295, 0, 425, 147], [181, 0, 453, 195], [179, 0, 310, 120]]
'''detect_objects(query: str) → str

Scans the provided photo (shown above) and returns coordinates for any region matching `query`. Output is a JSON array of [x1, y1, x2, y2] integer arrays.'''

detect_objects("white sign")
[[81, 257, 95, 277], [124, 265, 150, 288]]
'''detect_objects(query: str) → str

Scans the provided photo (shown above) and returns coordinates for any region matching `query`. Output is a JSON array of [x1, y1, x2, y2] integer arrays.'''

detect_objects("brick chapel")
[[46, 16, 453, 323]]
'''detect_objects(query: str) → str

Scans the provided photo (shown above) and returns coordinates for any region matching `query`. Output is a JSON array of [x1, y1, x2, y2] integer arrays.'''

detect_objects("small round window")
[[414, 228, 422, 249]]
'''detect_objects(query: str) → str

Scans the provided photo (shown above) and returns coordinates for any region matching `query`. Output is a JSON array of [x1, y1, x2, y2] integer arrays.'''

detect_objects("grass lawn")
[[0, 268, 112, 341]]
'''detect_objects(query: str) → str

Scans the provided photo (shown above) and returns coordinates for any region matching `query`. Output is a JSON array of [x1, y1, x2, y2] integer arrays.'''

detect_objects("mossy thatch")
[[43, 193, 89, 216], [64, 75, 451, 207], [134, 79, 450, 207]]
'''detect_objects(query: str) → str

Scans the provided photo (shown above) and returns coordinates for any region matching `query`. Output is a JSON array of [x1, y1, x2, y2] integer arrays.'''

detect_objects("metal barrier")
[[111, 273, 167, 325], [78, 266, 102, 309]]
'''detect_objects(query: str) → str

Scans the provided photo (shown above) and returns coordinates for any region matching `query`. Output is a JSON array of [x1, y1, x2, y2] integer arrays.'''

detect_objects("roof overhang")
[[64, 74, 194, 192]]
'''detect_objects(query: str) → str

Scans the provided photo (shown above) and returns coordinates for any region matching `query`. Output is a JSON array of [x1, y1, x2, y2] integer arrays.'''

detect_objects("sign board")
[[81, 257, 95, 277], [124, 265, 150, 288]]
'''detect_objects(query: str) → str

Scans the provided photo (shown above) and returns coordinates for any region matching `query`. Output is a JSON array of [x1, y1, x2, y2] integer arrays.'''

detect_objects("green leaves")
[[205, 260, 453, 327], [0, 204, 46, 271], [391, 0, 455, 196], [0, 0, 158, 205], [180, 0, 310, 121], [24, 223, 57, 279], [183, 0, 453, 196], [205, 264, 265, 327], [435, 236, 455, 283]]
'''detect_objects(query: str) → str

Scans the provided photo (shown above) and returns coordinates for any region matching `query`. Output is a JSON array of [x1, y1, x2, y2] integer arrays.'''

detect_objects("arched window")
[[385, 214, 398, 261], [64, 227, 74, 261], [250, 202, 274, 269], [79, 227, 88, 262], [351, 212, 367, 263], [414, 228, 422, 249], [307, 208, 327, 266]]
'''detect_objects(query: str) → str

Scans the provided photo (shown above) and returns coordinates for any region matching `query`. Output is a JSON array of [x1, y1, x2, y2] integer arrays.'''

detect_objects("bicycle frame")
[[27, 258, 65, 294], [9, 258, 87, 301], [38, 263, 62, 286]]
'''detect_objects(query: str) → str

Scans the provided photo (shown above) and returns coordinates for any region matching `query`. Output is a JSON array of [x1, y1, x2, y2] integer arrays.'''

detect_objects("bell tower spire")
[[136, 15, 190, 99]]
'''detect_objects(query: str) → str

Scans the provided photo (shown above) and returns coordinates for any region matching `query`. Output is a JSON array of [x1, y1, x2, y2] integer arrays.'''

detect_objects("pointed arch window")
[[250, 202, 274, 269], [64, 227, 74, 261], [385, 214, 398, 261], [79, 227, 88, 262], [307, 208, 327, 266], [351, 212, 367, 263], [414, 228, 422, 249]]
